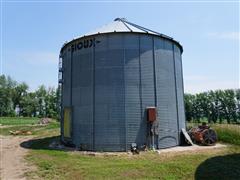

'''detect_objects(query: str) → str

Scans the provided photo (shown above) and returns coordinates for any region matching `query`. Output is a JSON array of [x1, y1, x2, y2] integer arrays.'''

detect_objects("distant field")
[[0, 117, 39, 126]]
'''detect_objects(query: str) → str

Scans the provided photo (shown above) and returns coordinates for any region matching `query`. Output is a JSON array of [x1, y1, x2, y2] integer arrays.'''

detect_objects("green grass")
[[24, 122, 240, 180], [0, 117, 39, 126], [1, 118, 240, 180], [0, 120, 60, 136], [213, 124, 240, 145], [25, 144, 240, 180]]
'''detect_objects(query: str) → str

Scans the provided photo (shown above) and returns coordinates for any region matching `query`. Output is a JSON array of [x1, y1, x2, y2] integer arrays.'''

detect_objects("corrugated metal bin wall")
[[60, 32, 185, 151]]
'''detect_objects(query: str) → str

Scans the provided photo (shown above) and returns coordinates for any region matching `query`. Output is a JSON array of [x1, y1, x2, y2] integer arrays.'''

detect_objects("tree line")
[[185, 89, 240, 124], [0, 75, 239, 124], [0, 75, 60, 119]]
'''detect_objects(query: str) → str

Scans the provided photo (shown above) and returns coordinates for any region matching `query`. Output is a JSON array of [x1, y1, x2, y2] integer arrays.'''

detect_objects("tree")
[[35, 85, 47, 117], [1, 75, 240, 123], [12, 82, 29, 115], [0, 75, 15, 116], [184, 94, 195, 121], [208, 90, 219, 123], [184, 89, 240, 124], [45, 87, 58, 119], [235, 89, 240, 122], [223, 89, 237, 123], [20, 92, 38, 117]]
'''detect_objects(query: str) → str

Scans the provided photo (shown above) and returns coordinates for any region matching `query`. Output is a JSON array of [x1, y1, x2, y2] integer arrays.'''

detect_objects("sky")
[[0, 1, 239, 94]]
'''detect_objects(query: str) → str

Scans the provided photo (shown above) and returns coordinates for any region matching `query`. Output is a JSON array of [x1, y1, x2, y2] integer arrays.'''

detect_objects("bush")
[[212, 124, 240, 145]]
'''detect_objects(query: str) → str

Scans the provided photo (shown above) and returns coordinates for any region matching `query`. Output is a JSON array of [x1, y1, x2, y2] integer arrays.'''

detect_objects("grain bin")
[[58, 18, 186, 151]]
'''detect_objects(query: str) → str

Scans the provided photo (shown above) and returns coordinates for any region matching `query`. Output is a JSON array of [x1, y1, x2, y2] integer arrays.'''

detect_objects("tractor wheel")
[[202, 129, 217, 145]]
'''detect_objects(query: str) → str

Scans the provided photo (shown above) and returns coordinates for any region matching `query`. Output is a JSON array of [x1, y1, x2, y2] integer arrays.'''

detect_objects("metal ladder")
[[58, 54, 63, 118]]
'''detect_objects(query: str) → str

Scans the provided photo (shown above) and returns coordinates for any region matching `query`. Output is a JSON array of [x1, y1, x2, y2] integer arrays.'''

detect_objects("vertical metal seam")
[[172, 44, 180, 143], [61, 54, 64, 141], [123, 35, 127, 151], [70, 50, 73, 141], [152, 37, 157, 107], [138, 35, 143, 144], [93, 38, 96, 151], [180, 55, 186, 129], [152, 37, 158, 148]]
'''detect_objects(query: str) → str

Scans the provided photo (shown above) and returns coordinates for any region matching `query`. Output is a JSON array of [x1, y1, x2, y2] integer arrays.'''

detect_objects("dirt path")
[[0, 135, 34, 180]]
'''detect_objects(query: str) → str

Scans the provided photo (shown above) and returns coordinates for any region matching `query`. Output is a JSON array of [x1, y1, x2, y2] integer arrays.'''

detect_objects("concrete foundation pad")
[[50, 139, 227, 156], [156, 143, 227, 154]]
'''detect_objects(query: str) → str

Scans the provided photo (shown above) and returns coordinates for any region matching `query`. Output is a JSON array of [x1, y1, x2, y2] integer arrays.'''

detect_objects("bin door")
[[63, 107, 71, 138]]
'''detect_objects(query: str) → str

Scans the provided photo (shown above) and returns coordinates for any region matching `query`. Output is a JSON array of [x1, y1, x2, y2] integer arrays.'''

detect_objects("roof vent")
[[114, 17, 127, 21]]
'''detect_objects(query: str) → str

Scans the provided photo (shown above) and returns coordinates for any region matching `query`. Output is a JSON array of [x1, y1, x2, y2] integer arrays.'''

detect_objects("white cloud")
[[18, 52, 58, 66], [184, 75, 239, 94], [207, 32, 240, 40]]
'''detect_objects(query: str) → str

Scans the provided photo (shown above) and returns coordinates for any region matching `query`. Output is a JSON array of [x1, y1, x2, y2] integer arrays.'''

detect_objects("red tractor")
[[188, 123, 217, 146]]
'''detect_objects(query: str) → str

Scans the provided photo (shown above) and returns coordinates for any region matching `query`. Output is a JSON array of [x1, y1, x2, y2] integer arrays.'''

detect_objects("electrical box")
[[147, 107, 157, 122]]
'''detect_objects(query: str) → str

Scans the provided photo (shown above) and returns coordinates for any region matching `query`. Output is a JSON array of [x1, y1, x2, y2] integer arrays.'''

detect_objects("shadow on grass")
[[195, 153, 240, 180], [20, 136, 75, 151]]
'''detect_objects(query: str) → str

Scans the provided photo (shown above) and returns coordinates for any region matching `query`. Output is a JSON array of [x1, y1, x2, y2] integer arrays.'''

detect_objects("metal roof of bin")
[[85, 18, 171, 38], [61, 18, 183, 52]]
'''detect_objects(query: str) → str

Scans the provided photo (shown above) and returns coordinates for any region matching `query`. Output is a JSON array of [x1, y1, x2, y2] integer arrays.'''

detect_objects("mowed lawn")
[[26, 144, 240, 180], [0, 117, 59, 136], [1, 117, 240, 180], [0, 117, 39, 126]]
